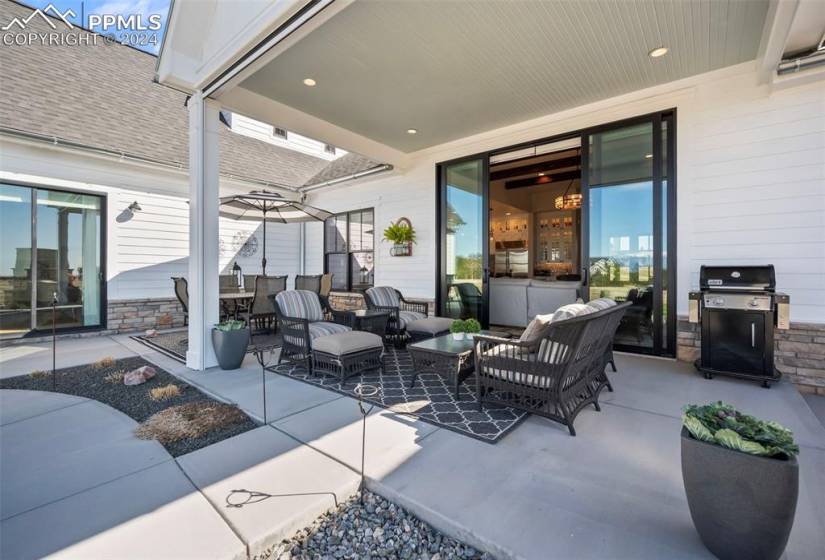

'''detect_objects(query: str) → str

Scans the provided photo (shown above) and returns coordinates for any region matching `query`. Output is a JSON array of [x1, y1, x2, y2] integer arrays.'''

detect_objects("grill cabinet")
[[689, 265, 789, 388]]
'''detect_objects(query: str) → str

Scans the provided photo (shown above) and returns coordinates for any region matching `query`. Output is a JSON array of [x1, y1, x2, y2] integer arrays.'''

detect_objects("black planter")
[[211, 328, 250, 370], [681, 427, 798, 560]]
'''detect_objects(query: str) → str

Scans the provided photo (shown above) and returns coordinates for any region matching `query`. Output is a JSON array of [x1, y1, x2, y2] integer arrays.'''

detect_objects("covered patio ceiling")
[[238, 0, 770, 153]]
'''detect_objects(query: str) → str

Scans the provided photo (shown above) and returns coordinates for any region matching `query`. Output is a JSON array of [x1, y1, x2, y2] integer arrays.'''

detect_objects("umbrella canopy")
[[219, 190, 333, 223], [219, 190, 333, 274]]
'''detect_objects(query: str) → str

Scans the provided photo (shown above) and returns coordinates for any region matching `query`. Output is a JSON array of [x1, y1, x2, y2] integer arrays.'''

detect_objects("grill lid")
[[699, 265, 776, 292]]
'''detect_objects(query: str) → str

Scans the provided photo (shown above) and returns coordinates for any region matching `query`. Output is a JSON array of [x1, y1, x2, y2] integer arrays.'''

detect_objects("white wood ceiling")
[[241, 0, 769, 153]]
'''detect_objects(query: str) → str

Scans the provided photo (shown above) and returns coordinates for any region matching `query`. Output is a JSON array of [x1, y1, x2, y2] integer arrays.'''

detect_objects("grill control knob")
[[748, 299, 760, 308], [713, 297, 724, 306]]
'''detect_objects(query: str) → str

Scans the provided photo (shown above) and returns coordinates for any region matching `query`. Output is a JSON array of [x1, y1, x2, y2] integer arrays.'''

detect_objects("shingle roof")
[[0, 0, 380, 189], [303, 153, 385, 186]]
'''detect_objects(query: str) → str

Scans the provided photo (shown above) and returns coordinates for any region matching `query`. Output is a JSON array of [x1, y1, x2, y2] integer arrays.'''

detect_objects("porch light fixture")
[[648, 46, 668, 58], [406, 128, 418, 134], [303, 78, 316, 86], [554, 180, 582, 210], [128, 201, 141, 212]]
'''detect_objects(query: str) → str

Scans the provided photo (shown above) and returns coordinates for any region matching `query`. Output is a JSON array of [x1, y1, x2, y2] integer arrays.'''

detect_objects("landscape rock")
[[123, 365, 157, 385]]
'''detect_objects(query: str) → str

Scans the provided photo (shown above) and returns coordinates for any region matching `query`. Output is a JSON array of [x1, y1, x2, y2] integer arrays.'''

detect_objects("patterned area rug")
[[132, 330, 280, 364], [269, 345, 529, 443]]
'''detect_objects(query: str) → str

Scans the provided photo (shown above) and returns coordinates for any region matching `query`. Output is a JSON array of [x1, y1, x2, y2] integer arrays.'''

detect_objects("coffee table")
[[331, 309, 390, 337], [407, 333, 477, 399]]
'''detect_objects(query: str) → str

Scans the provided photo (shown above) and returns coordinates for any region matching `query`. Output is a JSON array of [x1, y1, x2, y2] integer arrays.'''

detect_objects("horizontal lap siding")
[[689, 79, 825, 323], [305, 168, 435, 299]]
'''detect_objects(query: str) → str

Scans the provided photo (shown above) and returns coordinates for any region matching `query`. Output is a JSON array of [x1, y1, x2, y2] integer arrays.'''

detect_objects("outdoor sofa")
[[473, 300, 631, 436]]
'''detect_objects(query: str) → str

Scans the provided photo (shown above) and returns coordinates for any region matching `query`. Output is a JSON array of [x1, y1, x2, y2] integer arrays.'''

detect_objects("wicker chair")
[[364, 286, 428, 347], [270, 289, 350, 373], [473, 302, 630, 436], [171, 277, 189, 326], [243, 274, 257, 292], [295, 274, 322, 293], [242, 275, 287, 332], [219, 274, 240, 319]]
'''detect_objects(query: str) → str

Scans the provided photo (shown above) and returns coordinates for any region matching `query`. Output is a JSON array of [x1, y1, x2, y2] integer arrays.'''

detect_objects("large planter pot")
[[211, 328, 250, 370], [680, 427, 798, 560]]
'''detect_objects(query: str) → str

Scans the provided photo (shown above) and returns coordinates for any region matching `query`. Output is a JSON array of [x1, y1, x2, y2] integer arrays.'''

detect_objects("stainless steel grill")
[[689, 265, 789, 387]]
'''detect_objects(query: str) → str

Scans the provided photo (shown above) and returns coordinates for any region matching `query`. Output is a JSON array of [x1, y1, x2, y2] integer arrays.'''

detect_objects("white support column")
[[187, 92, 221, 370]]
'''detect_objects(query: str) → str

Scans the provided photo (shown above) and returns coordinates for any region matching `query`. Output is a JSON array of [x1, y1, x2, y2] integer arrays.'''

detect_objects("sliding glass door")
[[0, 184, 105, 337], [438, 157, 488, 324], [583, 113, 675, 355]]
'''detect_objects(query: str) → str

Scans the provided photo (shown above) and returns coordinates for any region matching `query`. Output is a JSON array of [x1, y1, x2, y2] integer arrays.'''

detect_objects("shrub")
[[150, 384, 181, 401], [449, 320, 466, 334], [103, 370, 126, 384], [682, 401, 799, 459], [135, 401, 246, 444], [463, 318, 481, 334], [93, 356, 116, 369], [28, 370, 50, 379]]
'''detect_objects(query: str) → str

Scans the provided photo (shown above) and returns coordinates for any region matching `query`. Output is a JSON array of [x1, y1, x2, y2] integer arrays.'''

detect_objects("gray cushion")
[[406, 317, 454, 335], [398, 310, 427, 327], [312, 331, 383, 356]]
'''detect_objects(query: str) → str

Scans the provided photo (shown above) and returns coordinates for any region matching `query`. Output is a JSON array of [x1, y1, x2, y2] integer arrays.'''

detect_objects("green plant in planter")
[[682, 401, 799, 458], [463, 318, 481, 334], [215, 319, 246, 332], [449, 320, 466, 334], [382, 222, 416, 244]]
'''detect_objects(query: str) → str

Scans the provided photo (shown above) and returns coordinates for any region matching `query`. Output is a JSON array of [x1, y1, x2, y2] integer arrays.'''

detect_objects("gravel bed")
[[0, 356, 257, 457], [265, 490, 492, 560]]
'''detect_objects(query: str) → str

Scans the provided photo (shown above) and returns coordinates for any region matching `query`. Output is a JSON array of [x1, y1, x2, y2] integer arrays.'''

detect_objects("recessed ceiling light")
[[505, 212, 511, 216], [538, 172, 545, 176], [648, 47, 668, 58], [406, 128, 418, 135], [303, 78, 316, 86], [645, 153, 653, 159]]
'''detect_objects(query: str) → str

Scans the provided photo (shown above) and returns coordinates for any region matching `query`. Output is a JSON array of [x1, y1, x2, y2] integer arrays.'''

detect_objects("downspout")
[[777, 32, 825, 75], [299, 222, 306, 275]]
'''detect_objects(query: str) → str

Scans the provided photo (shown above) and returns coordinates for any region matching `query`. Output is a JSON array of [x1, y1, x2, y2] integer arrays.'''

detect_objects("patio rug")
[[269, 345, 529, 443], [132, 329, 280, 364]]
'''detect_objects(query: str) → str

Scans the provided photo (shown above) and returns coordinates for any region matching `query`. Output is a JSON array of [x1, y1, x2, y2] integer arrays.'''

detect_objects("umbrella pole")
[[262, 211, 267, 276]]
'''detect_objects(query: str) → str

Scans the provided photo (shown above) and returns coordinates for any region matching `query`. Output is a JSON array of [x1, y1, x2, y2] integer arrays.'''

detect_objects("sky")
[[20, 0, 171, 54]]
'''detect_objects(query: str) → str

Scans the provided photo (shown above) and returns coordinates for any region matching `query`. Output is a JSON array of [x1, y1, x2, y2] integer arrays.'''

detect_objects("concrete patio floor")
[[1, 334, 823, 559]]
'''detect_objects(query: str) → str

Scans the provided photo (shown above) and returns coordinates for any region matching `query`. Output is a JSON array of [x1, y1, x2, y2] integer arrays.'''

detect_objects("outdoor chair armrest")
[[399, 297, 428, 315]]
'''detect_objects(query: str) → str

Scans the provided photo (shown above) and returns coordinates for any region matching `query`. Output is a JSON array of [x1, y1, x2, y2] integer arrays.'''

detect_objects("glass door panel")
[[441, 158, 487, 323], [0, 185, 33, 335], [34, 190, 102, 329], [587, 120, 661, 353]]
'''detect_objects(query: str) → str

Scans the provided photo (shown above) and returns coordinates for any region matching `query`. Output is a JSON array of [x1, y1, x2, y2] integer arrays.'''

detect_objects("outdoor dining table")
[[219, 292, 254, 301]]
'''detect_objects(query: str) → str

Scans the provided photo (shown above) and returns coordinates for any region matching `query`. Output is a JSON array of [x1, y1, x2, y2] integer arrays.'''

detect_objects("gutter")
[[0, 127, 302, 195], [300, 164, 394, 193], [777, 32, 825, 75]]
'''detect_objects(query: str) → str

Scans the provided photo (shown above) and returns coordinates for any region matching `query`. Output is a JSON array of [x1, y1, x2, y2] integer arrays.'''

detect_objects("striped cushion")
[[552, 303, 596, 322], [519, 313, 555, 346], [308, 321, 351, 342], [367, 286, 400, 307], [537, 340, 570, 364], [275, 290, 324, 322], [398, 310, 426, 328], [587, 298, 617, 311]]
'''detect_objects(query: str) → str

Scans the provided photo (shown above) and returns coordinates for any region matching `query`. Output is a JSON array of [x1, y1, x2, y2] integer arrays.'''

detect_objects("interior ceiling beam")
[[505, 170, 580, 190], [490, 156, 580, 181]]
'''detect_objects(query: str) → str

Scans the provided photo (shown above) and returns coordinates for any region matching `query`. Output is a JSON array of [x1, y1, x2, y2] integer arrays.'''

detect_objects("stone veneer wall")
[[677, 317, 825, 395], [107, 298, 186, 333], [328, 292, 436, 315]]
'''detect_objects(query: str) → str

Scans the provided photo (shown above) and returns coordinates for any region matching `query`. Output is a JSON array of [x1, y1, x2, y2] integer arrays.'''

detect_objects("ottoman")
[[407, 317, 455, 343], [311, 331, 384, 385]]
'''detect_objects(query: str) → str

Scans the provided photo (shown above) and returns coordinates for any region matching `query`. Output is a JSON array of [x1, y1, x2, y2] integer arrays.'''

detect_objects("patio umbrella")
[[219, 190, 333, 274]]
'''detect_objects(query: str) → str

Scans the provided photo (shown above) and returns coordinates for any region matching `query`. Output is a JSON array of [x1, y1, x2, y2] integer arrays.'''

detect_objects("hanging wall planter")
[[383, 217, 415, 257]]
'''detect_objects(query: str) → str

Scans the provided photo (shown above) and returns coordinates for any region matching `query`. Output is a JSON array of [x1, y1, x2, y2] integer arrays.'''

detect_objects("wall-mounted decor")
[[383, 217, 415, 257]]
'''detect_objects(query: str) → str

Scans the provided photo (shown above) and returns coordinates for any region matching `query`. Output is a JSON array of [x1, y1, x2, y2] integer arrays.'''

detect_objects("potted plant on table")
[[464, 318, 481, 337], [681, 401, 800, 560], [449, 320, 466, 340], [211, 320, 249, 370]]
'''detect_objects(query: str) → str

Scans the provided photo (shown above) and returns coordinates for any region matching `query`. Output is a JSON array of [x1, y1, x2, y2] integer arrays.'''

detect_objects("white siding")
[[0, 140, 302, 301], [306, 63, 825, 323]]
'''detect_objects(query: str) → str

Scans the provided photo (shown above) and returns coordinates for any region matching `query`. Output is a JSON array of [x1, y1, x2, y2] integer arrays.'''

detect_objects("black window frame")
[[323, 207, 375, 292]]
